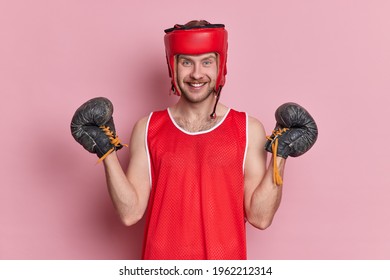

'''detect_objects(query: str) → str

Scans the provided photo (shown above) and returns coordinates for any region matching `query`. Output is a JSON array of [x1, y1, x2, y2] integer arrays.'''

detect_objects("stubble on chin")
[[179, 86, 215, 104]]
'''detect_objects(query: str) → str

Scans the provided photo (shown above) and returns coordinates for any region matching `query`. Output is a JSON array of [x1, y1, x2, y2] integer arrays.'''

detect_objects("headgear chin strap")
[[164, 21, 228, 118]]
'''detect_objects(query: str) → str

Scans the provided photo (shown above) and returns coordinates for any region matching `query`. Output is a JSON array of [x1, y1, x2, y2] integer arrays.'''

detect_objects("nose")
[[189, 62, 204, 80]]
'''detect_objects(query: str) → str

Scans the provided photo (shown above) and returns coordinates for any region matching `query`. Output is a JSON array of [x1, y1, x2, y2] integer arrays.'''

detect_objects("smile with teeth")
[[188, 82, 206, 88]]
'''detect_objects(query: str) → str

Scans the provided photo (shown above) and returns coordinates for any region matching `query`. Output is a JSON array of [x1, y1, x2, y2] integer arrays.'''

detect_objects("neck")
[[174, 94, 217, 121]]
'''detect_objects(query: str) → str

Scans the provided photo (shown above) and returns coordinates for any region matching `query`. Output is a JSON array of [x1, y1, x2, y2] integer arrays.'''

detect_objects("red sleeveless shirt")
[[143, 109, 248, 259]]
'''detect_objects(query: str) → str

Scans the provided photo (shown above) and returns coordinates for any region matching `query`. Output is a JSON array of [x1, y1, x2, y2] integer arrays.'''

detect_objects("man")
[[71, 20, 318, 260]]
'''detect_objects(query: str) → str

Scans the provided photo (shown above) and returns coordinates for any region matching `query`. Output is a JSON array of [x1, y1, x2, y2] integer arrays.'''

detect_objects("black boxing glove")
[[265, 102, 318, 159], [265, 102, 318, 186], [70, 97, 126, 162]]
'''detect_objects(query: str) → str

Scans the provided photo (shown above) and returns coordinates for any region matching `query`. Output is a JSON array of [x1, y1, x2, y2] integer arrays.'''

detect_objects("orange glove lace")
[[97, 126, 128, 163], [266, 128, 288, 186]]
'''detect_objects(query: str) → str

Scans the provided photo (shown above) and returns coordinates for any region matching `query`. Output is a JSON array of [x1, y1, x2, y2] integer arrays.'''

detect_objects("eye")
[[180, 59, 192, 66], [202, 59, 214, 67]]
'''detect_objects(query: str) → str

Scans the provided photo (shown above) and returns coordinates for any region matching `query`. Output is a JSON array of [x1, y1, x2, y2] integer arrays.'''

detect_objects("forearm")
[[103, 153, 144, 226], [247, 157, 285, 229]]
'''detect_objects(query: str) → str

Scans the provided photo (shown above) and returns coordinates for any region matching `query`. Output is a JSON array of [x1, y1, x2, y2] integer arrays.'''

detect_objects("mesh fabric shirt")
[[143, 108, 248, 259]]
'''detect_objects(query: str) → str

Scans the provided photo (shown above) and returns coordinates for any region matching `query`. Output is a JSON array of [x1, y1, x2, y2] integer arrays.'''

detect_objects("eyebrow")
[[178, 54, 217, 61]]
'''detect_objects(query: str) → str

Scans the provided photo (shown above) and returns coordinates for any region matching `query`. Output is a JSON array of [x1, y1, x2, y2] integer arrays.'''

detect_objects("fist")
[[70, 97, 125, 161], [265, 102, 318, 159]]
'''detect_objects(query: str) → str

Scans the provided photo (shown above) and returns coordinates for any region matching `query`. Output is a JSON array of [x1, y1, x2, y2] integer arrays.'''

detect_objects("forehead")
[[177, 52, 217, 60]]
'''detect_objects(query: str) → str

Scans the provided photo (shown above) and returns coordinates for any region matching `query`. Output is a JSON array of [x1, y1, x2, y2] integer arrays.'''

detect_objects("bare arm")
[[244, 116, 286, 230], [103, 116, 151, 226]]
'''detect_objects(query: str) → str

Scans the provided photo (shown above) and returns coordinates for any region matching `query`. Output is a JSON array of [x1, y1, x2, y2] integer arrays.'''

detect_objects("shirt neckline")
[[166, 108, 232, 135]]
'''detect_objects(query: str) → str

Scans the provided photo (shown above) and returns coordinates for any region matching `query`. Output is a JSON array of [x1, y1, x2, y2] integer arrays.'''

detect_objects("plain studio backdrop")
[[1, 0, 389, 259]]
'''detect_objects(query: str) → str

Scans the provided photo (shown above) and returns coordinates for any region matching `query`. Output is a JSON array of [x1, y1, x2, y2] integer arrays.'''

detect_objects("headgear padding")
[[164, 22, 228, 96]]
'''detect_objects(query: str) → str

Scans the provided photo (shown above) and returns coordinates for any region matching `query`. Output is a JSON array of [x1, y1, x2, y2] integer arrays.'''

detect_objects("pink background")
[[1, 0, 389, 259]]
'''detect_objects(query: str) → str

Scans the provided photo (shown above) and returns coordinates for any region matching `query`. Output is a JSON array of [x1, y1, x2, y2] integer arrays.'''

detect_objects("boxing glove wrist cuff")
[[266, 128, 289, 186], [97, 125, 128, 163]]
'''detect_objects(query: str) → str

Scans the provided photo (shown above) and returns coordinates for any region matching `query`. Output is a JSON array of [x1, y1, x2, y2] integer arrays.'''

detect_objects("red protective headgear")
[[164, 21, 228, 97]]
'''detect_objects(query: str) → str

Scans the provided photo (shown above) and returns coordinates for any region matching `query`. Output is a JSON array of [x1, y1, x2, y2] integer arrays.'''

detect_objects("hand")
[[265, 102, 318, 185], [70, 97, 126, 162], [265, 102, 318, 158]]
